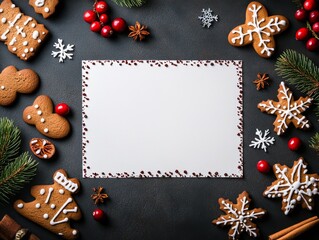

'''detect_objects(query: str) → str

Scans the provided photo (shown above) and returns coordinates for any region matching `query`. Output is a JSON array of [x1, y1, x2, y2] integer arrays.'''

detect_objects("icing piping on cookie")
[[54, 171, 78, 193], [35, 0, 45, 7], [45, 187, 54, 203], [50, 197, 77, 226]]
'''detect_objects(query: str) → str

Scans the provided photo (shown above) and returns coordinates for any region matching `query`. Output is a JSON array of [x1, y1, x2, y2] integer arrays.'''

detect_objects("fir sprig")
[[111, 0, 146, 8], [0, 118, 38, 205], [275, 49, 319, 117], [310, 133, 319, 153]]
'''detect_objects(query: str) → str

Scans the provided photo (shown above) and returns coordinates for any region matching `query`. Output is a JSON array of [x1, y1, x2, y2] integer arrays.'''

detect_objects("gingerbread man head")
[[0, 66, 39, 106], [23, 95, 70, 139]]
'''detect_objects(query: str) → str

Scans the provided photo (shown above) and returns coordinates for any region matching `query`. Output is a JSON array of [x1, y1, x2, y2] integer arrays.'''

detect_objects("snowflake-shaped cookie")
[[51, 39, 74, 63], [198, 8, 218, 28], [212, 191, 266, 240], [249, 129, 275, 152], [264, 158, 319, 215], [258, 82, 312, 135], [228, 1, 289, 58]]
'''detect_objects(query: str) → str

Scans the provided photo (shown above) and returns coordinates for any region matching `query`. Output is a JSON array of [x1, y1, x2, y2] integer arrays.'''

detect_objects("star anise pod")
[[128, 21, 150, 41], [253, 73, 270, 90], [91, 187, 108, 205]]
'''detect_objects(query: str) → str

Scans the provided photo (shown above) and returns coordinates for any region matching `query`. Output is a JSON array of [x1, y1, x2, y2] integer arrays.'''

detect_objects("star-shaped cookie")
[[258, 82, 312, 135], [228, 1, 289, 58], [212, 191, 266, 240], [264, 158, 319, 215]]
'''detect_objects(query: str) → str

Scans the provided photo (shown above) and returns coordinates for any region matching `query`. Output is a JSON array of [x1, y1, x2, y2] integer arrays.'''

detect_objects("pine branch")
[[275, 49, 319, 117], [310, 133, 319, 153], [0, 152, 38, 204], [0, 118, 21, 171], [111, 0, 146, 8]]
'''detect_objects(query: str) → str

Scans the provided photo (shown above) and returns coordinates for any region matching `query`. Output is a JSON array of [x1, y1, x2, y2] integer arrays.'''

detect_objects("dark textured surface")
[[0, 0, 318, 239]]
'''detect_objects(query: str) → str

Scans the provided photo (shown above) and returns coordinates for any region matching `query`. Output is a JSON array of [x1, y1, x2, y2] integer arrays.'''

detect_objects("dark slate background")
[[0, 0, 318, 239]]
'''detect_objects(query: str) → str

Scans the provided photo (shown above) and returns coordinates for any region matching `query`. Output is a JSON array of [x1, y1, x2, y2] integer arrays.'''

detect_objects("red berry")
[[111, 18, 127, 32], [83, 10, 97, 23], [295, 27, 310, 40], [257, 160, 271, 173], [99, 13, 109, 24], [90, 21, 102, 32], [309, 10, 319, 23], [304, 0, 317, 11], [55, 103, 70, 116], [312, 22, 319, 32], [93, 208, 105, 221], [288, 137, 302, 151], [100, 25, 113, 38], [306, 37, 319, 51], [295, 9, 308, 21], [95, 1, 108, 14]]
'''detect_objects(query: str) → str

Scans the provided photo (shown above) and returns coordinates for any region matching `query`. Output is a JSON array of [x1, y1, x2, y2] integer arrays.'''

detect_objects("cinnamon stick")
[[269, 216, 319, 240]]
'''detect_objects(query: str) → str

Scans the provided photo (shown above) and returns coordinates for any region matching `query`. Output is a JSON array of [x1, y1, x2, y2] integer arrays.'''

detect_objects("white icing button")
[[50, 204, 56, 209], [27, 115, 32, 120], [17, 203, 24, 208], [44, 128, 49, 133], [35, 149, 41, 154], [1, 86, 5, 90], [32, 31, 39, 39], [22, 53, 26, 57], [24, 48, 29, 53], [1, 18, 6, 23], [12, 47, 17, 52], [34, 104, 39, 109], [23, 41, 28, 46], [11, 4, 15, 8], [40, 188, 45, 195], [43, 154, 48, 159], [59, 189, 65, 195], [41, 118, 45, 123], [43, 213, 49, 219], [38, 39, 42, 43], [30, 47, 34, 52], [0, 9, 3, 13], [58, 233, 63, 236], [31, 23, 36, 28], [35, 203, 41, 208], [44, 7, 50, 13], [37, 110, 42, 115], [72, 230, 77, 235]]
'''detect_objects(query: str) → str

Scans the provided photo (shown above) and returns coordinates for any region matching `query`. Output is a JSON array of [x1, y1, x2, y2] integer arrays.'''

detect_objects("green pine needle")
[[275, 49, 319, 117], [0, 118, 21, 171], [310, 133, 319, 153], [111, 0, 146, 8], [0, 152, 38, 204]]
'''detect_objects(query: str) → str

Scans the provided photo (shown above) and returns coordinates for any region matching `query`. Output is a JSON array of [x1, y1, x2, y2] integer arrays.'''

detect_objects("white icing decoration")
[[15, 26, 26, 38], [58, 233, 63, 236], [24, 48, 28, 53], [35, 203, 41, 208], [50, 197, 77, 226], [59, 189, 65, 195], [249, 129, 275, 152], [0, 9, 3, 13], [258, 82, 312, 135], [31, 23, 36, 28], [43, 213, 49, 219], [51, 204, 56, 209], [1, 17, 6, 23], [264, 158, 319, 215], [1, 86, 5, 90], [30, 47, 34, 52], [36, 149, 41, 154], [41, 118, 45, 123], [54, 171, 78, 192], [1, 13, 22, 40], [72, 230, 77, 235], [17, 203, 24, 208], [32, 31, 39, 39], [231, 3, 287, 57], [23, 41, 28, 46], [44, 7, 50, 13], [24, 17, 32, 26], [37, 110, 42, 115], [21, 53, 26, 58], [40, 188, 45, 195], [11, 4, 15, 8], [51, 39, 75, 63], [35, 0, 45, 7], [12, 47, 16, 51], [9, 37, 16, 46], [27, 115, 32, 120], [45, 187, 54, 203], [44, 128, 49, 133], [44, 154, 48, 159], [34, 104, 39, 109]]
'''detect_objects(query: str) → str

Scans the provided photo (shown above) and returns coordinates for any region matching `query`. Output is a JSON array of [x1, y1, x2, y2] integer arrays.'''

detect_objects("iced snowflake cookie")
[[263, 158, 319, 215], [0, 0, 49, 61], [14, 169, 82, 240], [258, 82, 312, 135], [228, 1, 289, 58], [23, 95, 71, 139], [0, 66, 39, 106], [29, 0, 59, 18], [212, 191, 266, 240]]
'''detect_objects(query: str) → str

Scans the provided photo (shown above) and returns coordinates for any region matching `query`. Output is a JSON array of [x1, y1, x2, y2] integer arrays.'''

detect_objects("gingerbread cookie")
[[29, 0, 59, 19], [258, 82, 312, 135], [212, 191, 266, 240], [228, 1, 289, 58], [0, 0, 49, 61], [23, 95, 70, 139], [14, 169, 81, 240], [264, 158, 319, 215], [0, 66, 39, 106]]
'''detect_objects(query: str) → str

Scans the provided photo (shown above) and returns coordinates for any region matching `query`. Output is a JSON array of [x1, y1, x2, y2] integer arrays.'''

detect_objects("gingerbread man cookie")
[[212, 191, 266, 240], [29, 0, 59, 19], [264, 158, 319, 215], [23, 95, 71, 139], [258, 82, 312, 135], [228, 1, 289, 58], [0, 0, 49, 61], [14, 169, 81, 240], [0, 66, 39, 106]]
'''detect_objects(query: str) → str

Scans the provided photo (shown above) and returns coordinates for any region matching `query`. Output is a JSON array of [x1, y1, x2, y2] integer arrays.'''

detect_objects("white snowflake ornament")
[[51, 39, 74, 63], [213, 191, 266, 240], [264, 158, 319, 215], [198, 8, 218, 28], [249, 129, 275, 152]]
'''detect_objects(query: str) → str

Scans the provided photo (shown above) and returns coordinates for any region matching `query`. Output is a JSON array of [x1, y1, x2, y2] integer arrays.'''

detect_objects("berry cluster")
[[295, 0, 319, 51], [83, 1, 127, 38]]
